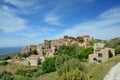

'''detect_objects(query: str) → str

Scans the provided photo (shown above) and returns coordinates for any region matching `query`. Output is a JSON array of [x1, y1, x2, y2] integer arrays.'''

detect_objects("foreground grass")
[[35, 71, 58, 80], [0, 62, 40, 75], [0, 55, 120, 80], [36, 55, 120, 80]]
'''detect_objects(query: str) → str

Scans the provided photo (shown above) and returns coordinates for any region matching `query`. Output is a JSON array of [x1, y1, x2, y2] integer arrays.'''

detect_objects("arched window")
[[108, 50, 113, 58], [93, 58, 97, 62]]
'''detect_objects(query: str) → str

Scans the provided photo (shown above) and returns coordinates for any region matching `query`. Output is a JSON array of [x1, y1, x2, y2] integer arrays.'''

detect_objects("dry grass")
[[0, 62, 40, 74]]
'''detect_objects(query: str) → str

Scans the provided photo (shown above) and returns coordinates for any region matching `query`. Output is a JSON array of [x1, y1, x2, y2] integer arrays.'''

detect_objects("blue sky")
[[0, 0, 120, 47]]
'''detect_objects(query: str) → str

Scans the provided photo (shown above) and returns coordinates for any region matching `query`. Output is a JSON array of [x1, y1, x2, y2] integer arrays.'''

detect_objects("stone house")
[[82, 35, 92, 42], [21, 45, 37, 54], [27, 55, 41, 66], [89, 43, 115, 64]]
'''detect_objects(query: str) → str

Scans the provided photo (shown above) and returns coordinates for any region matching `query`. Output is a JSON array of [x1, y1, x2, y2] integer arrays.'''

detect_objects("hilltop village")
[[20, 35, 115, 66]]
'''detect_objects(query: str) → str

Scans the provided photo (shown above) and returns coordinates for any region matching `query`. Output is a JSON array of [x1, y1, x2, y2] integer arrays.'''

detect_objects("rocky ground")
[[104, 62, 120, 80]]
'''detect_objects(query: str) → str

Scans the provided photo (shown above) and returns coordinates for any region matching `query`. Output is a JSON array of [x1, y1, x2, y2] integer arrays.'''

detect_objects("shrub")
[[16, 69, 26, 76], [75, 47, 93, 60], [55, 54, 70, 70], [33, 70, 44, 78], [57, 45, 78, 56], [58, 68, 90, 80], [115, 45, 120, 55], [0, 71, 14, 80], [58, 58, 86, 76], [2, 56, 11, 60], [42, 57, 56, 73], [0, 61, 8, 66]]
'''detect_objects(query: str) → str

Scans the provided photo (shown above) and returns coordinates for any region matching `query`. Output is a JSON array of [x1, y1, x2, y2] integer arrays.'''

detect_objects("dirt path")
[[104, 62, 120, 80]]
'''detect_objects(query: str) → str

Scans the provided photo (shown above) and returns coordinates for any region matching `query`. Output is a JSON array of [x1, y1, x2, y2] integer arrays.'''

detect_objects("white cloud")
[[0, 8, 27, 33], [4, 0, 39, 14], [44, 14, 63, 26], [18, 27, 56, 38], [4, 0, 56, 14], [58, 7, 120, 40]]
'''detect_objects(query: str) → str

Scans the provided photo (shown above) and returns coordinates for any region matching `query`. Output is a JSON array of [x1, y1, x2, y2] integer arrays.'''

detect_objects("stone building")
[[27, 55, 41, 66], [21, 45, 37, 53], [89, 43, 115, 64]]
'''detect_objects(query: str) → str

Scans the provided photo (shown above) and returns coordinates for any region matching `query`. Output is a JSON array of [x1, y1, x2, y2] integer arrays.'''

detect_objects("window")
[[98, 60, 102, 63], [98, 53, 103, 57]]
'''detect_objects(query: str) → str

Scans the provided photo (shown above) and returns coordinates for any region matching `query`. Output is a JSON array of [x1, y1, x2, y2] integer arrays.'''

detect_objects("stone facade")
[[21, 45, 37, 54], [36, 35, 92, 58], [25, 55, 41, 66], [89, 43, 115, 64], [21, 35, 92, 66]]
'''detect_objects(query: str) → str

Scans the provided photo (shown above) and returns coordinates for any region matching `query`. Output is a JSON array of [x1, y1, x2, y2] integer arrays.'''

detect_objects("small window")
[[98, 60, 102, 63], [98, 53, 103, 57]]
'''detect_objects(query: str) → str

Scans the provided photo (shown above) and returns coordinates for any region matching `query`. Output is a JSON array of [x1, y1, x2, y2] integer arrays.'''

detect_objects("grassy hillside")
[[36, 71, 58, 80], [0, 55, 120, 80], [35, 55, 120, 80]]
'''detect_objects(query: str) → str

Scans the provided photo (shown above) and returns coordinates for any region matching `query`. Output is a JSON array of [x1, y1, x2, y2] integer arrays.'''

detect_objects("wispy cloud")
[[0, 5, 27, 33], [4, 0, 41, 14], [44, 14, 63, 26], [18, 27, 56, 38], [57, 7, 120, 39]]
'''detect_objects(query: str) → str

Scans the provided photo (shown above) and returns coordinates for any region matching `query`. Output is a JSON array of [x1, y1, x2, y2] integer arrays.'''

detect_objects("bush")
[[0, 61, 8, 66], [16, 69, 26, 76], [75, 47, 93, 60], [42, 57, 56, 73], [58, 58, 86, 76], [33, 70, 44, 78], [58, 68, 90, 80], [0, 71, 14, 80], [2, 56, 11, 60], [115, 45, 120, 55], [55, 54, 70, 70]]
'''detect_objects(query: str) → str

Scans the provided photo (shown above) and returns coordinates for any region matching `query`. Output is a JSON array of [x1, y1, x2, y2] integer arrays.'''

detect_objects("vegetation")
[[77, 37, 84, 43], [42, 57, 56, 73], [115, 45, 120, 55], [57, 45, 93, 61], [18, 49, 38, 58], [55, 54, 70, 70], [0, 70, 30, 80], [75, 47, 93, 60], [0, 61, 8, 66], [0, 37, 119, 80], [2, 56, 11, 60], [57, 58, 86, 76], [58, 68, 90, 80]]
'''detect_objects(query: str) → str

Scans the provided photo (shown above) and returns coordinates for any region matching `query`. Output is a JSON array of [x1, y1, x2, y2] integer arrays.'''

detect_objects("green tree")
[[57, 45, 82, 57], [58, 58, 86, 76], [32, 49, 38, 55], [78, 37, 84, 43], [42, 57, 56, 73], [115, 45, 120, 55], [76, 47, 93, 60], [55, 54, 70, 70]]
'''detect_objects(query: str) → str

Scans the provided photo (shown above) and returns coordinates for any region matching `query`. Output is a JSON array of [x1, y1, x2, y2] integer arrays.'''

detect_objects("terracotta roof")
[[28, 55, 39, 60]]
